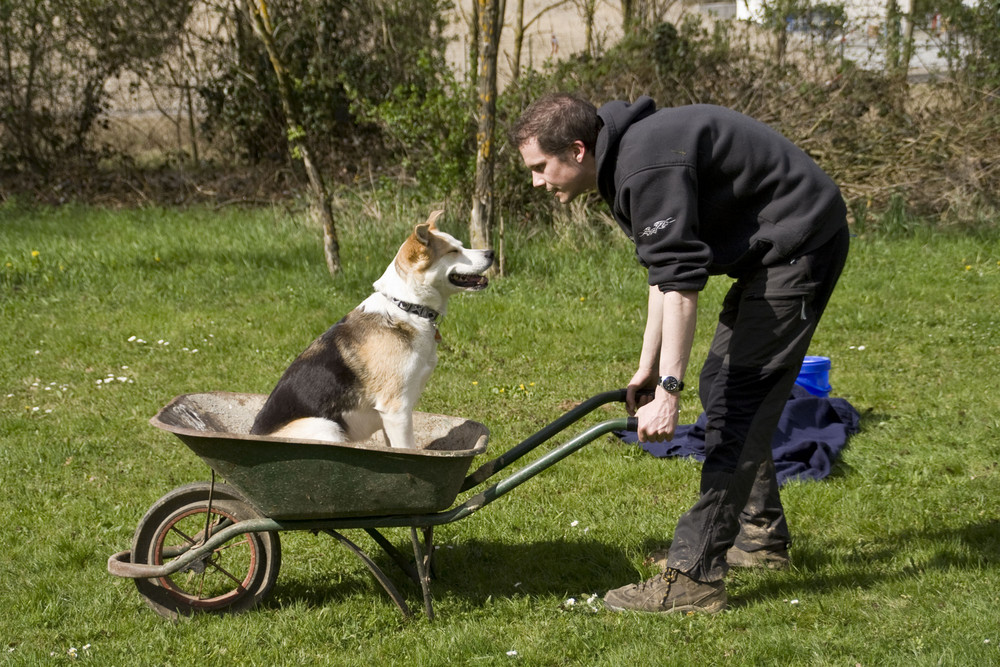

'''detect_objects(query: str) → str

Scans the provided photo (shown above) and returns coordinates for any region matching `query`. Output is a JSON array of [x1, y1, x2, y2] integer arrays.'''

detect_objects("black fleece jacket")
[[596, 97, 847, 292]]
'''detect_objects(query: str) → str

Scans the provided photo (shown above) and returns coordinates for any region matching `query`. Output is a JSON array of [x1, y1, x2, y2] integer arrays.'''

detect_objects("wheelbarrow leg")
[[410, 526, 435, 621], [364, 528, 420, 584], [321, 529, 413, 619]]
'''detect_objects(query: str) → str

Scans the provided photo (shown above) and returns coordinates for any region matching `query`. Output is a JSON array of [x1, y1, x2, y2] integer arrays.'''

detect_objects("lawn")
[[1, 201, 998, 665]]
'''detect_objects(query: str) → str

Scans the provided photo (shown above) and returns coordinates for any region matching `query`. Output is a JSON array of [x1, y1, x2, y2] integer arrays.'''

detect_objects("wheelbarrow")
[[107, 390, 636, 620]]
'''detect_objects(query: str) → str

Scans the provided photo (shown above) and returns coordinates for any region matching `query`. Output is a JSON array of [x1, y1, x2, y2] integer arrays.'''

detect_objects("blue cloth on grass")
[[617, 386, 860, 486]]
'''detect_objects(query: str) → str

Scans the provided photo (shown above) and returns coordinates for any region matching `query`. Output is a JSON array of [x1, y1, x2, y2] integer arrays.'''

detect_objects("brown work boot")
[[604, 568, 726, 614], [725, 545, 790, 570]]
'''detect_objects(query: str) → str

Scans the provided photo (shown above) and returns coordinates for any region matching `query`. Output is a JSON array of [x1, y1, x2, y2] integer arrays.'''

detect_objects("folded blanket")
[[617, 386, 860, 486]]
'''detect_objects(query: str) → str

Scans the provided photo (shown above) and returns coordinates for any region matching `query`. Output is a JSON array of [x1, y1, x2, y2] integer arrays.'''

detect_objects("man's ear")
[[569, 140, 587, 164]]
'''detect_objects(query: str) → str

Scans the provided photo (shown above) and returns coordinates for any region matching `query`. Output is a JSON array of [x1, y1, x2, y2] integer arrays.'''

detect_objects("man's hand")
[[625, 368, 657, 416], [627, 287, 697, 441], [635, 389, 680, 443]]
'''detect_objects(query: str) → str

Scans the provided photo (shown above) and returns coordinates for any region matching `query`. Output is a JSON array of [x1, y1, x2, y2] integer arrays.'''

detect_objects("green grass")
[[2, 201, 999, 665]]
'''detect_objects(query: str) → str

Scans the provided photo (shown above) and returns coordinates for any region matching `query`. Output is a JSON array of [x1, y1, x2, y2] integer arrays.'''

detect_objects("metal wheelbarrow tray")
[[150, 392, 490, 520], [108, 390, 634, 620]]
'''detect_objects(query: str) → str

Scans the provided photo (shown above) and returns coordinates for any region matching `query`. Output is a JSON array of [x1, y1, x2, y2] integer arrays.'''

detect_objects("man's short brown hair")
[[509, 92, 600, 157]]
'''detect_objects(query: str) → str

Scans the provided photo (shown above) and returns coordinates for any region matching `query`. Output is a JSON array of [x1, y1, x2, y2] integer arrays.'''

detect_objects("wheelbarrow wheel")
[[131, 482, 281, 619]]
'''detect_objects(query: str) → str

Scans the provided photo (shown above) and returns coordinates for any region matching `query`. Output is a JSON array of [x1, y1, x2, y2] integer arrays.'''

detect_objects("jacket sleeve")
[[616, 164, 712, 292]]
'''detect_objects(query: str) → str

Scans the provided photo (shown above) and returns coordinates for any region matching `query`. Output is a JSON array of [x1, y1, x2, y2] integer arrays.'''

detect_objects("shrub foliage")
[[0, 0, 194, 173], [0, 0, 997, 231]]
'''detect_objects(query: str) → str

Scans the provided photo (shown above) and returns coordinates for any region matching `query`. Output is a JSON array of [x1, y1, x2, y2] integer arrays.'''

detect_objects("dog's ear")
[[425, 209, 444, 230], [414, 222, 432, 246], [414, 211, 444, 246]]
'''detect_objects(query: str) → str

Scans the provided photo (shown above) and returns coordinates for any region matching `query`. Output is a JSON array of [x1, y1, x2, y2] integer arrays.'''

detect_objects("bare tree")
[[621, 0, 636, 31], [468, 0, 481, 85], [895, 0, 917, 86], [509, 0, 572, 80], [470, 0, 502, 252], [630, 0, 675, 30], [245, 0, 340, 277], [572, 0, 600, 57]]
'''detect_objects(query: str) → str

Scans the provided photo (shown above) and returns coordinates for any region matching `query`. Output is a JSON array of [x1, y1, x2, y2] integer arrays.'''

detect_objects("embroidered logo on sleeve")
[[640, 217, 676, 237]]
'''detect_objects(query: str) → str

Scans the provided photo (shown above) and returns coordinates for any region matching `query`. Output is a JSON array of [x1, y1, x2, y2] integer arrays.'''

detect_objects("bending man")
[[510, 93, 849, 614]]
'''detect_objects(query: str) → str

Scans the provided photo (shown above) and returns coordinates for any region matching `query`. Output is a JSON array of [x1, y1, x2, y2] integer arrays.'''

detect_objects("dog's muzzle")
[[449, 250, 493, 290], [449, 273, 489, 290]]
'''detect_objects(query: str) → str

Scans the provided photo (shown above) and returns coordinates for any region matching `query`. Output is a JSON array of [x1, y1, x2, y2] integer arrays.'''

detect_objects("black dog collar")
[[382, 294, 440, 323]]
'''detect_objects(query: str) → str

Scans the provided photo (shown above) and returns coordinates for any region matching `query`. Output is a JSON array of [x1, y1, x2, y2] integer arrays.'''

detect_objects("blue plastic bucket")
[[796, 356, 832, 397]]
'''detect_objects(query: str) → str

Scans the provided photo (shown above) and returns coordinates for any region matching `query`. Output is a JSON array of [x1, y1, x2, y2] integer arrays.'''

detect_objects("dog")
[[250, 210, 493, 449]]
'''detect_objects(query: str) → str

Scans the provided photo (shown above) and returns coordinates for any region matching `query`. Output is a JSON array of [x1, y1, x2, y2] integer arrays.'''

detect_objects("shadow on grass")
[[732, 518, 1000, 606], [254, 517, 1000, 613], [429, 538, 634, 597], [262, 536, 633, 612]]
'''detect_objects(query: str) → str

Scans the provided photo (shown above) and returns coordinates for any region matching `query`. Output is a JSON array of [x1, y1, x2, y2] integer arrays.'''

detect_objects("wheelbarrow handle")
[[108, 550, 164, 578], [437, 416, 633, 525], [107, 517, 281, 579], [460, 389, 630, 491]]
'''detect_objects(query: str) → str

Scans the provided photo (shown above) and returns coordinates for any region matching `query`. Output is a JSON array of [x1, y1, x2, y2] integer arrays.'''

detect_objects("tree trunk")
[[776, 28, 787, 65], [468, 0, 480, 87], [470, 0, 501, 253], [512, 0, 571, 78], [512, 0, 525, 79], [885, 0, 902, 72], [621, 0, 635, 32], [900, 0, 916, 78], [245, 0, 340, 277]]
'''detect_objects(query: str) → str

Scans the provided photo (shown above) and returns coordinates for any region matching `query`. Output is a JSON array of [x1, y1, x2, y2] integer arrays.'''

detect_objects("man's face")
[[518, 137, 595, 204]]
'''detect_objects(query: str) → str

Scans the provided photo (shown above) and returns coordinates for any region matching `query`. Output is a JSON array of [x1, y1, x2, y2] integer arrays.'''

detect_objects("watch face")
[[660, 376, 681, 392]]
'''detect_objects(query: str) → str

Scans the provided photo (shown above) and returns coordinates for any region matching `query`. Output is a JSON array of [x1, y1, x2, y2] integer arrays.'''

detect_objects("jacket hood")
[[595, 96, 658, 202]]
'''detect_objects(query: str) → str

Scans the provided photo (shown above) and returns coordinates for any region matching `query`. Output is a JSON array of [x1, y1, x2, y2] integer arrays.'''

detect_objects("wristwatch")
[[658, 375, 685, 393]]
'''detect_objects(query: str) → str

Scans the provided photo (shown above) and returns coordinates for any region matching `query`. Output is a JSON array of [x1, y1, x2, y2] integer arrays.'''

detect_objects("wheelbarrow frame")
[[108, 389, 637, 619]]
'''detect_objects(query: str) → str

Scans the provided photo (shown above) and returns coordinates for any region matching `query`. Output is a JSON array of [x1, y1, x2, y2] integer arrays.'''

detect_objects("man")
[[510, 93, 849, 614]]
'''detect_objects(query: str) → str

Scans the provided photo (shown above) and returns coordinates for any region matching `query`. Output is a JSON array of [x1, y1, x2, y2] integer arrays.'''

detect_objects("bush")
[[347, 50, 477, 197], [2, 1, 997, 232], [940, 0, 1000, 95], [495, 16, 999, 233], [0, 0, 193, 174], [197, 0, 452, 173]]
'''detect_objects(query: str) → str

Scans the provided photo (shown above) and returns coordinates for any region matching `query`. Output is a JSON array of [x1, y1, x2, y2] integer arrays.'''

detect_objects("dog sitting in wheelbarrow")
[[251, 210, 493, 449]]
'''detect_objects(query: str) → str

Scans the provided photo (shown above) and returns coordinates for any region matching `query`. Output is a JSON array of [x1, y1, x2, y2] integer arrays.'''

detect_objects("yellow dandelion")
[[31, 250, 39, 258], [580, 296, 585, 302], [472, 381, 478, 385], [519, 384, 525, 391], [965, 265, 972, 271]]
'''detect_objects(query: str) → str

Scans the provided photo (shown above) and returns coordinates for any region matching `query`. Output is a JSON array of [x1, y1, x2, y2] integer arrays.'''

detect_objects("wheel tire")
[[131, 482, 281, 619]]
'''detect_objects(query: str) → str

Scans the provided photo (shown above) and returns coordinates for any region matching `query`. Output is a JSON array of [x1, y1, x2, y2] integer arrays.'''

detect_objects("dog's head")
[[375, 210, 494, 315]]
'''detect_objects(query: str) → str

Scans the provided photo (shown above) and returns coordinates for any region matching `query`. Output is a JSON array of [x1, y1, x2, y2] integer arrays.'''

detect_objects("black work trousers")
[[666, 225, 850, 582]]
